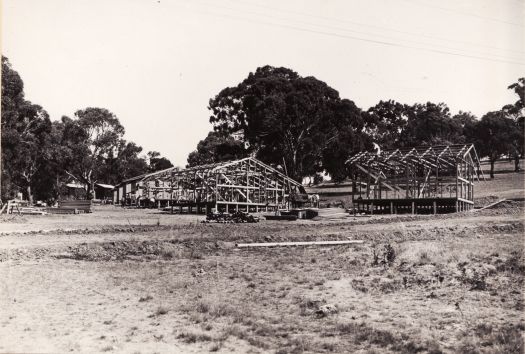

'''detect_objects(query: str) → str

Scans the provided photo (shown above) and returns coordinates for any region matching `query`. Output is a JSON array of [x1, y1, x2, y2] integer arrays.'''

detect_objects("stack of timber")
[[0, 200, 29, 214], [47, 200, 92, 214], [19, 207, 47, 215], [264, 214, 298, 221], [204, 211, 260, 223], [308, 207, 350, 220]]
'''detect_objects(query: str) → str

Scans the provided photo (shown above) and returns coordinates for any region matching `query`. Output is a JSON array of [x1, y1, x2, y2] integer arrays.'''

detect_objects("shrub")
[[155, 306, 169, 316]]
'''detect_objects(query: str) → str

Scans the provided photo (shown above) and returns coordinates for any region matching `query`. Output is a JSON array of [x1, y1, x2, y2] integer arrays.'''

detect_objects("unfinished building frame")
[[346, 144, 484, 214], [140, 157, 305, 213]]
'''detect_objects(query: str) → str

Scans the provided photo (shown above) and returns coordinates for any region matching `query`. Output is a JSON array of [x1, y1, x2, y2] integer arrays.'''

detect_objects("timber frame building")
[[117, 157, 305, 213], [346, 144, 484, 214]]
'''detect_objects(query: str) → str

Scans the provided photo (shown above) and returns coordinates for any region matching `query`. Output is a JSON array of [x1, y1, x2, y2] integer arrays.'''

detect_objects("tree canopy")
[[1, 56, 173, 202], [363, 100, 409, 149], [197, 65, 524, 182], [148, 151, 174, 172], [2, 57, 54, 202], [207, 65, 366, 181], [187, 131, 247, 167], [473, 111, 521, 178]]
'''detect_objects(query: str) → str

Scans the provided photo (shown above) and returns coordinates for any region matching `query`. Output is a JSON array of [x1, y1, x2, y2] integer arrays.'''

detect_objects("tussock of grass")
[[189, 298, 249, 321], [209, 342, 222, 352], [154, 306, 169, 316], [176, 331, 212, 343], [335, 322, 443, 353], [459, 323, 524, 354], [138, 295, 153, 302]]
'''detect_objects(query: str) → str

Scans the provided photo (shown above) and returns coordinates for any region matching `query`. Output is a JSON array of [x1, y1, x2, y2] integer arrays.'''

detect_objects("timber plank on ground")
[[58, 200, 92, 213]]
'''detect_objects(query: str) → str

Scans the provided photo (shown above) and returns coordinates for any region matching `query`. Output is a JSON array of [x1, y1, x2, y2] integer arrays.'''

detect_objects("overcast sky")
[[3, 0, 524, 166]]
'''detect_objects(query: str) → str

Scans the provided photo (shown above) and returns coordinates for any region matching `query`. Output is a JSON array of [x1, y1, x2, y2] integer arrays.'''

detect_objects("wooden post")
[[390, 201, 393, 215], [435, 157, 439, 198], [471, 172, 474, 203], [246, 159, 250, 207], [433, 201, 436, 215], [411, 201, 415, 215], [406, 162, 409, 198], [366, 163, 371, 198]]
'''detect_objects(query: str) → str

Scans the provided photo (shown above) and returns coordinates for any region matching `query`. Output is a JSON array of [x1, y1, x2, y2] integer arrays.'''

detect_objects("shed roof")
[[346, 144, 483, 172], [141, 157, 302, 187], [95, 183, 115, 189]]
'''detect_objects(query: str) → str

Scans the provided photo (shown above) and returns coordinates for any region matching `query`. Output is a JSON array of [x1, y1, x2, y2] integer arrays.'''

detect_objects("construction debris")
[[0, 200, 48, 215], [58, 200, 93, 213], [264, 207, 351, 221], [203, 211, 260, 224], [236, 240, 364, 248], [316, 304, 339, 317], [19, 207, 47, 215], [46, 208, 83, 215], [264, 214, 298, 221], [472, 199, 507, 212], [309, 208, 350, 220]]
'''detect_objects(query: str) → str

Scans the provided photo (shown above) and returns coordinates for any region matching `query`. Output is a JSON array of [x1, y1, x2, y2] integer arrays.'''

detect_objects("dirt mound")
[[473, 197, 524, 214], [0, 215, 28, 223], [58, 239, 226, 261], [493, 200, 524, 208]]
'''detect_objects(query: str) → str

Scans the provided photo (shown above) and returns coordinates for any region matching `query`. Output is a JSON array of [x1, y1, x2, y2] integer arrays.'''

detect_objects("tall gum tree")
[[62, 108, 125, 198], [2, 56, 53, 202], [208, 65, 364, 181], [503, 78, 524, 171], [474, 111, 521, 178]]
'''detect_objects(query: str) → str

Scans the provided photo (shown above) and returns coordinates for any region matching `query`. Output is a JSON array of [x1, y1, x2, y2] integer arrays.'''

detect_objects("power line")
[[184, 1, 525, 66], [230, 0, 525, 56], [203, 0, 525, 62], [404, 0, 524, 28]]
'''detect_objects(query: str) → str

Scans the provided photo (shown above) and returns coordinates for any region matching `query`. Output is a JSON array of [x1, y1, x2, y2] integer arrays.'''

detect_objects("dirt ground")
[[0, 173, 524, 353]]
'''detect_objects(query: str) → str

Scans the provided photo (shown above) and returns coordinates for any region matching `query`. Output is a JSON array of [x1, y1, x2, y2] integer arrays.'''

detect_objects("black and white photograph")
[[1, 0, 524, 352]]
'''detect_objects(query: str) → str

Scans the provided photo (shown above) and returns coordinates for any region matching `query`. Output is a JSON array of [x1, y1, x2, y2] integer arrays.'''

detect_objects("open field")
[[0, 173, 524, 353]]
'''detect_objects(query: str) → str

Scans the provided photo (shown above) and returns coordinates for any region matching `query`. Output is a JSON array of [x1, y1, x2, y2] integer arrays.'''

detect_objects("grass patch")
[[459, 323, 524, 354], [336, 322, 443, 353], [176, 331, 212, 343], [155, 305, 169, 316], [138, 295, 153, 302]]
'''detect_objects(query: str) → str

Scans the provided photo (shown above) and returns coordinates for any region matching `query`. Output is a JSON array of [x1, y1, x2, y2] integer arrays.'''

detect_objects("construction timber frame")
[[141, 157, 305, 214], [346, 144, 484, 214]]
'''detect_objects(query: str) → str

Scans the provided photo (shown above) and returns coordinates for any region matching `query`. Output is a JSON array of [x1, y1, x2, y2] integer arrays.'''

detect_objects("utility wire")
[[184, 1, 525, 66], [404, 0, 524, 27], [201, 0, 525, 62], [231, 0, 525, 56]]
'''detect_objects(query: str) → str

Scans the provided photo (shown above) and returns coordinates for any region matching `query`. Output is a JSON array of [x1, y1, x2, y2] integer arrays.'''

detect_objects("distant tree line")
[[188, 65, 524, 181], [1, 56, 173, 203]]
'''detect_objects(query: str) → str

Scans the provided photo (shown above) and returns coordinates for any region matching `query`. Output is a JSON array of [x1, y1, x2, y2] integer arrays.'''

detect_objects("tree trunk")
[[490, 160, 495, 179], [86, 183, 92, 200], [55, 175, 61, 201], [27, 185, 33, 205], [514, 156, 520, 172]]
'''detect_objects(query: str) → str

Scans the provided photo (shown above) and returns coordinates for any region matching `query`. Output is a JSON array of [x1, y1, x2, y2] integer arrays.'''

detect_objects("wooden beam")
[[236, 240, 364, 248], [355, 164, 397, 192]]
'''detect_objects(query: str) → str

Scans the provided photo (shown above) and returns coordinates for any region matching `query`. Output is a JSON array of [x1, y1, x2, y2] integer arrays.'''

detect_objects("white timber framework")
[[346, 144, 484, 214], [140, 157, 306, 213]]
